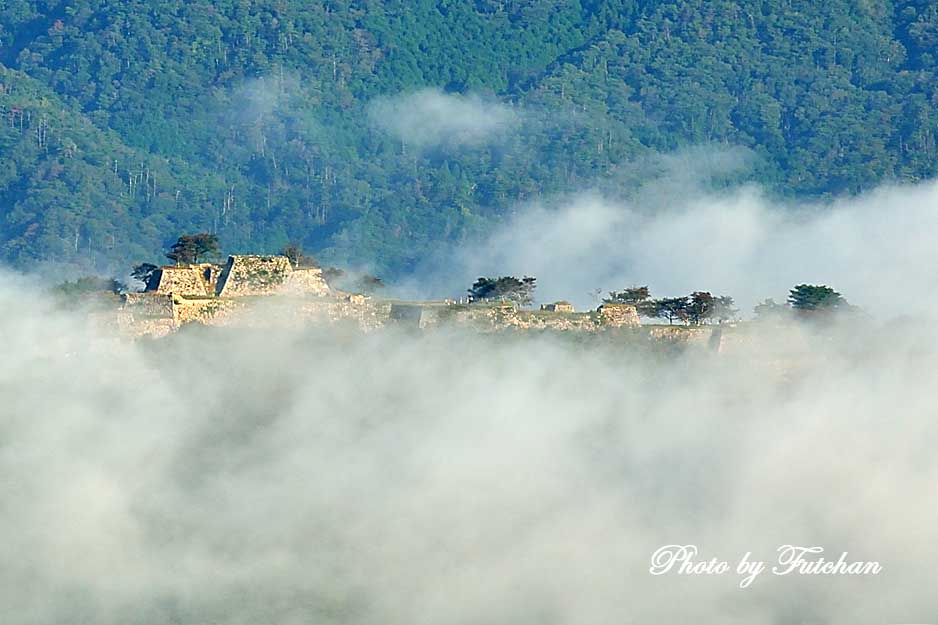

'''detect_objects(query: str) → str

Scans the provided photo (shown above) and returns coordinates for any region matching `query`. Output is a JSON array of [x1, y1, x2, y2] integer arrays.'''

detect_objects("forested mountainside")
[[1, 0, 937, 276]]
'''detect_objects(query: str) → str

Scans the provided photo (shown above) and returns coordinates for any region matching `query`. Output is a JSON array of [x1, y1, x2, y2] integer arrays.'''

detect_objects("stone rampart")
[[216, 255, 294, 297], [281, 267, 331, 296], [148, 264, 217, 296]]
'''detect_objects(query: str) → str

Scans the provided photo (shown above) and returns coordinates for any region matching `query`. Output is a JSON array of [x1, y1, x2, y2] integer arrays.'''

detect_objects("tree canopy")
[[788, 284, 849, 313], [605, 286, 650, 305], [166, 233, 219, 265], [469, 276, 537, 307], [1, 1, 936, 276]]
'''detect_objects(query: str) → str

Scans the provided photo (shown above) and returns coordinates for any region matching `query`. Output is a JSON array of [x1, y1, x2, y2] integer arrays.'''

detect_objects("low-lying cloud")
[[413, 172, 938, 317], [2, 264, 938, 624], [369, 88, 519, 148]]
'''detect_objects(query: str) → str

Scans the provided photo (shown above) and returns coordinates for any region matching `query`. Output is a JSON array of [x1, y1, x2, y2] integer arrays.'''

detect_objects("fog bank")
[[410, 178, 938, 317], [1, 270, 937, 625]]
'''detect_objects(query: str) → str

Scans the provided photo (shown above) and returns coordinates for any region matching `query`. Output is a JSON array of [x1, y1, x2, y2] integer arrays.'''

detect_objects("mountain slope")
[[1, 0, 936, 276], [0, 65, 228, 266]]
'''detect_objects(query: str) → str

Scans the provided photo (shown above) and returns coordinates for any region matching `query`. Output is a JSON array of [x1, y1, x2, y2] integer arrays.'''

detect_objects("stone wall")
[[148, 265, 216, 296], [281, 267, 331, 296], [389, 303, 425, 327], [122, 292, 175, 317], [121, 292, 242, 334], [200, 263, 223, 293], [297, 296, 392, 331], [119, 290, 641, 339], [119, 293, 177, 338], [437, 303, 516, 331], [189, 294, 390, 332], [509, 310, 598, 331], [172, 293, 389, 332], [645, 325, 715, 346], [172, 296, 242, 325], [432, 301, 642, 332], [216, 255, 295, 297], [540, 301, 575, 313], [389, 303, 452, 329], [596, 303, 641, 327]]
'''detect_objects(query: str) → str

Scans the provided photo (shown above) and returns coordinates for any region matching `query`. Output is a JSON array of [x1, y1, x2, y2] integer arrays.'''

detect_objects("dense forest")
[[1, 0, 936, 277]]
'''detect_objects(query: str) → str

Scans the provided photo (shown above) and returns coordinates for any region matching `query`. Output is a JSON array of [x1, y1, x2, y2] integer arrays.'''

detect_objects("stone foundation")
[[282, 267, 331, 296], [119, 291, 642, 339], [148, 264, 219, 296], [214, 255, 331, 297], [596, 303, 641, 327], [216, 255, 294, 297], [540, 301, 575, 313]]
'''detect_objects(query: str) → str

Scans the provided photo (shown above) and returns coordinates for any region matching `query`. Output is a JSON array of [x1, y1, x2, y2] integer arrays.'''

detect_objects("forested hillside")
[[1, 0, 936, 276]]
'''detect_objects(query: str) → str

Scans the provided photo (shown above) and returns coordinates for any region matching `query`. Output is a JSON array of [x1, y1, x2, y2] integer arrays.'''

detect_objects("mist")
[[2, 258, 938, 625], [407, 172, 938, 317], [368, 88, 520, 149]]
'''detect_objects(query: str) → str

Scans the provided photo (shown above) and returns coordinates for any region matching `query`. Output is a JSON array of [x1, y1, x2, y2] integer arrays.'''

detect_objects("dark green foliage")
[[788, 284, 848, 313], [166, 233, 219, 265], [605, 286, 650, 305], [53, 275, 122, 296], [712, 295, 738, 324], [685, 292, 738, 324], [166, 238, 198, 265], [326, 267, 387, 293], [650, 296, 690, 325], [606, 285, 661, 318], [469, 276, 537, 307], [687, 291, 715, 325], [1, 1, 937, 276], [641, 291, 736, 324]]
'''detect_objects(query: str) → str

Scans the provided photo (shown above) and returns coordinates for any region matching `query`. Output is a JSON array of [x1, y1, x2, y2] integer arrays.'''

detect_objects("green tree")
[[3, 1, 938, 277], [686, 292, 738, 324], [651, 297, 690, 325], [191, 233, 220, 262], [606, 286, 657, 317], [469, 276, 537, 307], [687, 291, 715, 325], [788, 284, 848, 313], [712, 296, 738, 324], [166, 233, 219, 264], [166, 237, 198, 265], [54, 276, 123, 296], [605, 286, 650, 305]]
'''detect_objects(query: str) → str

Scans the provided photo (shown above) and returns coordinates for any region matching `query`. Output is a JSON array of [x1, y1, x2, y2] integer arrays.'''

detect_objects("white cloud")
[[369, 88, 519, 148], [412, 172, 938, 318], [1, 266, 937, 624]]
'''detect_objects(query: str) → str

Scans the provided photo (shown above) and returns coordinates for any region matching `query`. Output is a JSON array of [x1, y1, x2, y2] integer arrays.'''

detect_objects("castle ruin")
[[119, 254, 640, 338]]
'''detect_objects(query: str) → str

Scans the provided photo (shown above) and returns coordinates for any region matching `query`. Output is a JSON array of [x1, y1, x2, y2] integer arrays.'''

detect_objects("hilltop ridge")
[[116, 253, 645, 338]]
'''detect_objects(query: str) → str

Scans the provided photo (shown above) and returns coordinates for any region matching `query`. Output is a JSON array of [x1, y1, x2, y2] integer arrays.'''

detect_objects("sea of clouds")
[[3, 87, 938, 625], [1, 269, 938, 625]]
